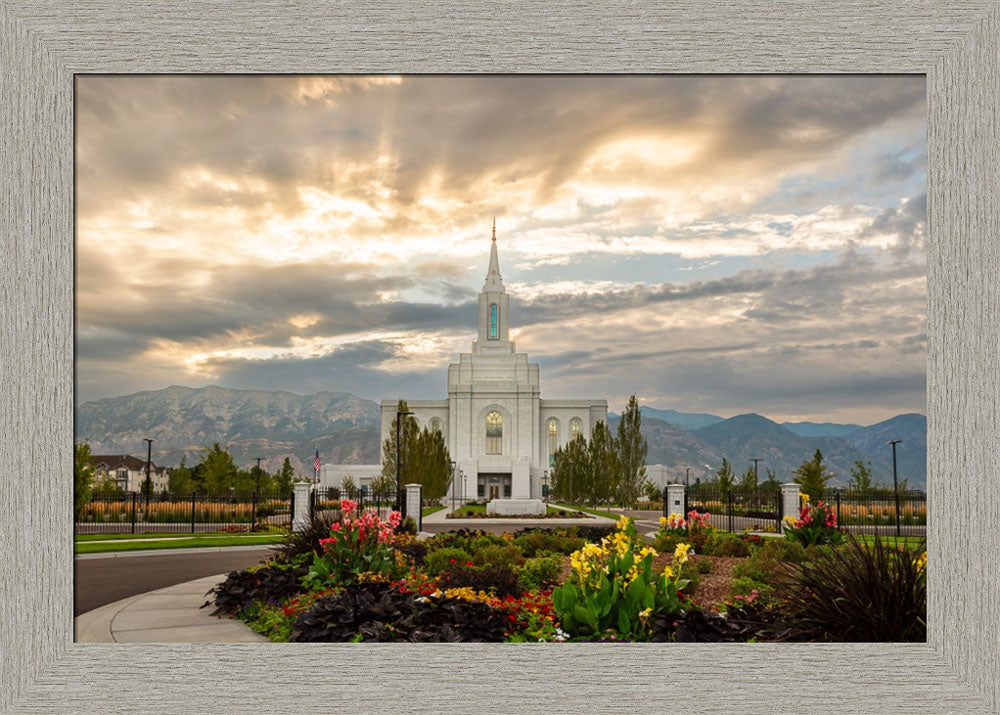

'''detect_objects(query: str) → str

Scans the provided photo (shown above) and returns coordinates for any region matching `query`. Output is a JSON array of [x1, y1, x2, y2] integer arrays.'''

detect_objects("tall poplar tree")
[[587, 420, 617, 505], [615, 395, 648, 509]]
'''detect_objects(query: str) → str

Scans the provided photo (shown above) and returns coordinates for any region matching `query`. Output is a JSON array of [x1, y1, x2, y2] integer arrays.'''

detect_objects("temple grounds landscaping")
[[203, 497, 926, 642]]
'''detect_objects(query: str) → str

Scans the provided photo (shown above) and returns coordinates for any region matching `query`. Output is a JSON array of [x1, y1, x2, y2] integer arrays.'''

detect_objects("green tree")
[[716, 458, 736, 496], [233, 468, 256, 494], [201, 443, 238, 494], [551, 434, 588, 504], [273, 457, 295, 498], [761, 467, 781, 491], [369, 471, 396, 495], [341, 474, 358, 494], [614, 395, 648, 508], [380, 400, 420, 487], [793, 449, 835, 499], [74, 441, 96, 519], [409, 426, 453, 501], [92, 475, 125, 498], [168, 455, 195, 494], [849, 460, 874, 492], [740, 465, 758, 492], [587, 420, 617, 505]]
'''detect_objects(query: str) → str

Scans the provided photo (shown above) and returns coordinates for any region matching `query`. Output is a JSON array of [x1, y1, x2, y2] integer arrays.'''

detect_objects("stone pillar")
[[666, 484, 686, 517], [512, 457, 531, 499], [292, 481, 312, 533], [406, 483, 423, 532], [780, 483, 801, 532]]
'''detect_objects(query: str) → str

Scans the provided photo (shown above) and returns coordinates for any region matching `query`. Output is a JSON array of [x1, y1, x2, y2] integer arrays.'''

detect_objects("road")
[[74, 547, 274, 615]]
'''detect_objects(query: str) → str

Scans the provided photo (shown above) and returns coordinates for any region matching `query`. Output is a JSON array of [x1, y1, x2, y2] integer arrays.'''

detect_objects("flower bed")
[[203, 504, 926, 643]]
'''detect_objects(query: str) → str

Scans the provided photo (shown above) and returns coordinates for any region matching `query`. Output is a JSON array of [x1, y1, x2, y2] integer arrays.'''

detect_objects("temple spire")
[[486, 219, 501, 282]]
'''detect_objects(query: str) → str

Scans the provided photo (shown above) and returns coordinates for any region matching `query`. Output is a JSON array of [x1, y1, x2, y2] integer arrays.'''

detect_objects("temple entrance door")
[[489, 484, 501, 500]]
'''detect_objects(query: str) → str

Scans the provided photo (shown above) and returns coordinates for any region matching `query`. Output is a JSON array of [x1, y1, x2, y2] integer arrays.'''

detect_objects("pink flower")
[[330, 522, 342, 533], [388, 510, 402, 528]]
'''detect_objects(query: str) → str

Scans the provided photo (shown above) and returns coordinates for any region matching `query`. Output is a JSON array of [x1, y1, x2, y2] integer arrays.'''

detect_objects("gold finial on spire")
[[492, 217, 496, 241]]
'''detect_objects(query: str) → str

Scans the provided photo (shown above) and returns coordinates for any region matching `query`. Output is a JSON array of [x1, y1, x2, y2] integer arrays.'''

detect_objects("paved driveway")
[[75, 547, 274, 615]]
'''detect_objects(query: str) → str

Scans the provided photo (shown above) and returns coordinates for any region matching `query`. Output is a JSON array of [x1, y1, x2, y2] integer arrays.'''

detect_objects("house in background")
[[89, 454, 169, 492]]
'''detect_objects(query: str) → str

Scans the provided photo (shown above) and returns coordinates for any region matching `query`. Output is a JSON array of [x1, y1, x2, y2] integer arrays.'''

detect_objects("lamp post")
[[396, 408, 412, 518], [451, 460, 456, 514], [142, 437, 154, 507], [887, 439, 902, 537], [543, 470, 549, 503], [685, 467, 690, 488], [254, 457, 262, 493]]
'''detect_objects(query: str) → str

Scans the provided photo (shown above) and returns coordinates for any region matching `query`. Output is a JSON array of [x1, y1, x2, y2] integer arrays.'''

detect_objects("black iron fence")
[[308, 487, 400, 522], [827, 488, 927, 536], [682, 485, 783, 534], [75, 491, 292, 535]]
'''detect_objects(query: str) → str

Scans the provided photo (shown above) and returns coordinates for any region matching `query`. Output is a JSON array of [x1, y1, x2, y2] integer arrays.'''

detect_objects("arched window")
[[486, 412, 502, 455], [430, 418, 442, 433], [571, 418, 582, 440], [548, 418, 558, 467], [489, 303, 499, 340]]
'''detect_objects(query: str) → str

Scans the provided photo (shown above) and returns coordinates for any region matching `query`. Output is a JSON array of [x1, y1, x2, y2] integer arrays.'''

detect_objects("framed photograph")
[[3, 2, 997, 712]]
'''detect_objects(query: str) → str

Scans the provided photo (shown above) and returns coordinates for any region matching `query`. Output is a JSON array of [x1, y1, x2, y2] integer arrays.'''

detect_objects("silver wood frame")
[[2, 2, 998, 711]]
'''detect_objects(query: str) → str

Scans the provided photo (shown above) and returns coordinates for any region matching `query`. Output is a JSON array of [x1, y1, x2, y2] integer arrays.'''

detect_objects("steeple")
[[483, 218, 503, 292], [475, 218, 512, 353]]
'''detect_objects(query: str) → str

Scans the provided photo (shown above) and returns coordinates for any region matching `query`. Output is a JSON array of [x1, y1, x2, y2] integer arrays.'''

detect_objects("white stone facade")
[[321, 226, 608, 510]]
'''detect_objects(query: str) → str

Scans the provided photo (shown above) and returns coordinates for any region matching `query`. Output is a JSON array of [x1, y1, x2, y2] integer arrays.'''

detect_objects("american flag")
[[314, 448, 320, 474]]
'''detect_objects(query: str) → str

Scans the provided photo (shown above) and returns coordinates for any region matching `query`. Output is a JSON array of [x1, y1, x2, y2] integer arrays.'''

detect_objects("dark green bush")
[[517, 552, 563, 591], [423, 547, 473, 576], [203, 561, 308, 616], [436, 564, 522, 599], [472, 544, 524, 570], [775, 535, 926, 641], [513, 530, 584, 557], [270, 514, 337, 561], [289, 581, 509, 642], [729, 576, 774, 603], [732, 538, 810, 585], [701, 531, 751, 558]]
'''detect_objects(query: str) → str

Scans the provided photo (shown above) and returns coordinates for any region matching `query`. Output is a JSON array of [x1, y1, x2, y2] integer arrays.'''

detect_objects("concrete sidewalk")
[[75, 573, 268, 643]]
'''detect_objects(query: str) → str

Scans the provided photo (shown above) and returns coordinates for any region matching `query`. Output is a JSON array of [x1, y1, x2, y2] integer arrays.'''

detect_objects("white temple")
[[321, 221, 608, 515]]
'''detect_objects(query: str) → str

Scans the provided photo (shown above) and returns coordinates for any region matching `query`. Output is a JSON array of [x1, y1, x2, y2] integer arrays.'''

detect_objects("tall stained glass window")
[[548, 418, 558, 467], [489, 303, 498, 339], [571, 418, 582, 440], [486, 411, 502, 454]]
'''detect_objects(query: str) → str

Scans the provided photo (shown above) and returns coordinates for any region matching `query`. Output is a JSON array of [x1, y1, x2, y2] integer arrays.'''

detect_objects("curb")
[[76, 544, 278, 560]]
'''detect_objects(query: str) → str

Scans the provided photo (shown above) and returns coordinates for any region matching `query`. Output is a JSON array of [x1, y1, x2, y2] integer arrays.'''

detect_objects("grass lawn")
[[556, 504, 620, 520], [422, 505, 446, 517], [75, 531, 284, 542], [852, 534, 925, 548], [448, 503, 587, 518], [75, 533, 286, 554]]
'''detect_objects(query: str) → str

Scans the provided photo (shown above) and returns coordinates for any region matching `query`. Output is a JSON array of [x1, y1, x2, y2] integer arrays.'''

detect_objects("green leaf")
[[575, 604, 598, 633], [618, 609, 631, 636]]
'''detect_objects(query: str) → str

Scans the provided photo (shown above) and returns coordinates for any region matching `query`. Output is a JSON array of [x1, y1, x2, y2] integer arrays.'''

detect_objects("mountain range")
[[76, 385, 926, 487]]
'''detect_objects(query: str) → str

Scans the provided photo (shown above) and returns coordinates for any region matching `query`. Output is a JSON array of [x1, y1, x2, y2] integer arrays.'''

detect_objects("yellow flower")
[[617, 515, 631, 531], [661, 565, 674, 579], [782, 515, 796, 524], [915, 552, 927, 571], [799, 492, 810, 503], [673, 543, 692, 563], [659, 516, 668, 528], [639, 607, 652, 622]]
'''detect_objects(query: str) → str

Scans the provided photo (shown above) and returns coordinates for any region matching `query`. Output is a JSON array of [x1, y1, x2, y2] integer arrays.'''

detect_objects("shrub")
[[396, 516, 417, 535], [729, 576, 774, 603], [289, 581, 509, 642], [733, 538, 810, 585], [203, 561, 308, 616], [424, 547, 474, 576], [649, 599, 808, 642], [775, 535, 926, 641], [517, 551, 563, 591], [701, 531, 751, 558], [302, 499, 403, 589], [783, 498, 845, 547], [695, 558, 712, 575], [513, 530, 584, 557], [470, 534, 508, 554], [271, 513, 338, 561], [436, 564, 522, 599], [553, 516, 690, 639], [472, 544, 524, 570], [392, 534, 427, 567]]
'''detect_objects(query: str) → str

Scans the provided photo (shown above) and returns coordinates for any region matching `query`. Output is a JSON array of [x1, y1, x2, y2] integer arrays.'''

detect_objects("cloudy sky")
[[76, 75, 926, 424]]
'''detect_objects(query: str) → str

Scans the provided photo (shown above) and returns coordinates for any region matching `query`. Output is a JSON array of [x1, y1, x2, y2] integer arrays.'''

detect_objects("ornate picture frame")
[[2, 2, 997, 711]]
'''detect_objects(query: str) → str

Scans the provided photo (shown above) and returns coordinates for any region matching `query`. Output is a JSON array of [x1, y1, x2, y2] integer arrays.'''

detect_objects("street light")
[[887, 439, 902, 537], [543, 470, 549, 503], [451, 460, 456, 513], [396, 408, 412, 518], [254, 457, 263, 493], [142, 437, 154, 507]]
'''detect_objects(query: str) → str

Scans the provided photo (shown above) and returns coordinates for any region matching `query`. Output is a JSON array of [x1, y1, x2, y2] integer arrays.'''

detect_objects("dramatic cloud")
[[76, 75, 926, 423]]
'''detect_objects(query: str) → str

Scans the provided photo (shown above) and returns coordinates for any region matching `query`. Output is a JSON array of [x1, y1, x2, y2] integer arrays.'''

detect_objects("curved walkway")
[[75, 573, 267, 643]]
